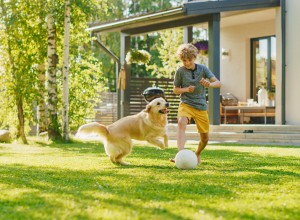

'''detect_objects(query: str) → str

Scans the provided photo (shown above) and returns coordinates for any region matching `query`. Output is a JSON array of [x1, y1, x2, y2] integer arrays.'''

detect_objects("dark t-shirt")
[[174, 64, 215, 110]]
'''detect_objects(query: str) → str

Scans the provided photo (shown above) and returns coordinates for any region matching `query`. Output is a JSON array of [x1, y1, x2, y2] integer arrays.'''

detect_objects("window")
[[251, 36, 276, 100]]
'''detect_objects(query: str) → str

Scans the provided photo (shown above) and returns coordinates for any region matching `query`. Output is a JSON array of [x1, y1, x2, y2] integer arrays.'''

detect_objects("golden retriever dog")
[[76, 97, 169, 165]]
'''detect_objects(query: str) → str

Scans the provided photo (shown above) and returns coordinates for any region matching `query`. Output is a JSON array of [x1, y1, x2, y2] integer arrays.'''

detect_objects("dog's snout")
[[165, 102, 169, 107]]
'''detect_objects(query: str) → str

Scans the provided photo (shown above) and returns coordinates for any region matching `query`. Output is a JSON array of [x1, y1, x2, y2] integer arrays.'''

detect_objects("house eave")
[[184, 0, 280, 15], [87, 7, 184, 34], [87, 0, 280, 36]]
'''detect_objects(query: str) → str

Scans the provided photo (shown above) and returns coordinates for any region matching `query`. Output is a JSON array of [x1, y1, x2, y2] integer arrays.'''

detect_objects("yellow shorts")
[[177, 103, 210, 133]]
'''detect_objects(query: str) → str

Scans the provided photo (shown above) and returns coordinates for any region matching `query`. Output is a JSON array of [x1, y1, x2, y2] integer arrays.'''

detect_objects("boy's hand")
[[200, 78, 210, 88], [186, 85, 195, 93]]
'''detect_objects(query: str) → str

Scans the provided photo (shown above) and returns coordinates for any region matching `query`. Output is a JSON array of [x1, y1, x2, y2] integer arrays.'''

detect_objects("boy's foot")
[[169, 158, 175, 163], [195, 153, 201, 164], [197, 157, 201, 164]]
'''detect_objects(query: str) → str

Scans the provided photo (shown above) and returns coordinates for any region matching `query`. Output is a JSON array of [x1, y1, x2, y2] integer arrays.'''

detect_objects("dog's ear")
[[144, 104, 151, 113]]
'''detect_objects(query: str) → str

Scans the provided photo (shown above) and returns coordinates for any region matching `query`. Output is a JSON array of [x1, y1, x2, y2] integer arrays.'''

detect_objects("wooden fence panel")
[[87, 92, 118, 125], [90, 77, 179, 125], [127, 77, 179, 123]]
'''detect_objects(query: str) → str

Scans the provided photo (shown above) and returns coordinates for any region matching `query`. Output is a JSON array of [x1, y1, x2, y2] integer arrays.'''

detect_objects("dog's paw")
[[117, 160, 130, 165], [159, 145, 167, 150], [162, 142, 168, 149]]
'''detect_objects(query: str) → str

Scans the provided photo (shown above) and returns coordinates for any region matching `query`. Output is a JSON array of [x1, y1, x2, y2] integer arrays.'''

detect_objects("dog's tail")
[[75, 122, 108, 139]]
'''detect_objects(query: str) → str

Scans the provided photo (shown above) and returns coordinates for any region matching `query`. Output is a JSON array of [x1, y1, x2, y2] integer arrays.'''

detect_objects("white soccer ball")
[[175, 149, 198, 170]]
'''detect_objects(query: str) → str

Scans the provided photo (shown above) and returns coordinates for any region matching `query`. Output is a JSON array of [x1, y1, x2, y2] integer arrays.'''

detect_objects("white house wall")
[[285, 0, 300, 125], [220, 19, 275, 103]]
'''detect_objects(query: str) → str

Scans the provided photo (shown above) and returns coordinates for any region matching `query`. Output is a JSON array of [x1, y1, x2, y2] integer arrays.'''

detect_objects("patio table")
[[223, 105, 275, 124]]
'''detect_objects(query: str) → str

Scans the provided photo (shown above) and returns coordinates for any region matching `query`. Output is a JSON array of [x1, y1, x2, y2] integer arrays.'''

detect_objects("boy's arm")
[[200, 77, 221, 88], [209, 77, 222, 88], [173, 86, 195, 94]]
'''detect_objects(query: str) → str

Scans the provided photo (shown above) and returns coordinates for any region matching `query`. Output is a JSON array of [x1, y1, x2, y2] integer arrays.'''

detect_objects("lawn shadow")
[[34, 138, 178, 162], [1, 142, 299, 219], [202, 148, 300, 179], [35, 139, 105, 154], [1, 147, 299, 219], [31, 140, 300, 180], [0, 164, 223, 219]]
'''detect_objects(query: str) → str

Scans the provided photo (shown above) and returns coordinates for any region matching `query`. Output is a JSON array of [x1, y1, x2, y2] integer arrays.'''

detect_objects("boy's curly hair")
[[176, 43, 199, 60]]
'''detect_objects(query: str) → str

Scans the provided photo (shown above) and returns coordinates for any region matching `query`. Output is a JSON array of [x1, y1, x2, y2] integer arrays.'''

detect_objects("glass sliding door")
[[251, 36, 276, 100]]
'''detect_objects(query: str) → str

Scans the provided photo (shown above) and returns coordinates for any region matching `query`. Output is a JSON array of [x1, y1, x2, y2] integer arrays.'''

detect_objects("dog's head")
[[144, 97, 169, 114]]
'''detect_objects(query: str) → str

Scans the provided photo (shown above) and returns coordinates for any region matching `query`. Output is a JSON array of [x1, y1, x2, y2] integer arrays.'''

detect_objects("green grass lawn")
[[0, 138, 299, 220]]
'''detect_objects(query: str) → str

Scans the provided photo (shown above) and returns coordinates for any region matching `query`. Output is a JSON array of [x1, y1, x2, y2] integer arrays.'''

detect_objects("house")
[[88, 0, 300, 126]]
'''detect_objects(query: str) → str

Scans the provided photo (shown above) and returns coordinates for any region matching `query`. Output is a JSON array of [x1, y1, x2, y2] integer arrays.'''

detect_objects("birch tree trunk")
[[62, 0, 71, 141], [37, 64, 47, 134], [47, 12, 61, 140]]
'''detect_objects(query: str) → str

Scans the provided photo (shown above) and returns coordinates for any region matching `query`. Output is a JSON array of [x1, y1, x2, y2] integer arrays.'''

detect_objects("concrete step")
[[210, 124, 300, 133], [166, 124, 300, 146], [168, 124, 300, 132]]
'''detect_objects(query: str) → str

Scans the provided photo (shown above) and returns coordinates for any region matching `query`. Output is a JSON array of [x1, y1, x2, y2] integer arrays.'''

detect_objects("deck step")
[[166, 124, 300, 146]]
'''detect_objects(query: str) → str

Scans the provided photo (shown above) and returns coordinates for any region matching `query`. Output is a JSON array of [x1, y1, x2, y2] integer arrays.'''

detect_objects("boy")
[[171, 43, 221, 164]]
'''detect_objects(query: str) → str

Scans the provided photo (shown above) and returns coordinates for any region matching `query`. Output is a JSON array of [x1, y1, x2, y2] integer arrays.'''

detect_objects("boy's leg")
[[193, 109, 209, 164], [170, 116, 188, 162], [177, 116, 189, 151], [195, 132, 209, 163]]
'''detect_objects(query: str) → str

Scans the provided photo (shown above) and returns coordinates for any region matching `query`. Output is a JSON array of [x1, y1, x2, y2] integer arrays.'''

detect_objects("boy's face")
[[181, 57, 196, 70]]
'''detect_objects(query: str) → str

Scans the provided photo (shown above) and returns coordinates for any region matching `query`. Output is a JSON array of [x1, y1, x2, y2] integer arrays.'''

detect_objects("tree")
[[47, 10, 62, 140], [62, 0, 71, 141], [0, 0, 27, 143], [36, 1, 49, 135], [146, 28, 183, 78], [0, 0, 107, 142], [65, 0, 107, 131], [0, 0, 45, 143], [37, 64, 48, 134], [98, 0, 182, 80]]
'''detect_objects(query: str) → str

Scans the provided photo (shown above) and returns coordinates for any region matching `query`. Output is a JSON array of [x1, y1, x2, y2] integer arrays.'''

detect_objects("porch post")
[[208, 13, 221, 125], [280, 0, 286, 124], [120, 32, 131, 118], [183, 0, 193, 44], [184, 26, 193, 43]]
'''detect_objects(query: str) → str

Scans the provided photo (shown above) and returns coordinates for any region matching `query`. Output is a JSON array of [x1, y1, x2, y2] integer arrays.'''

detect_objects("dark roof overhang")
[[184, 0, 280, 15], [87, 7, 186, 35], [87, 0, 280, 36]]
